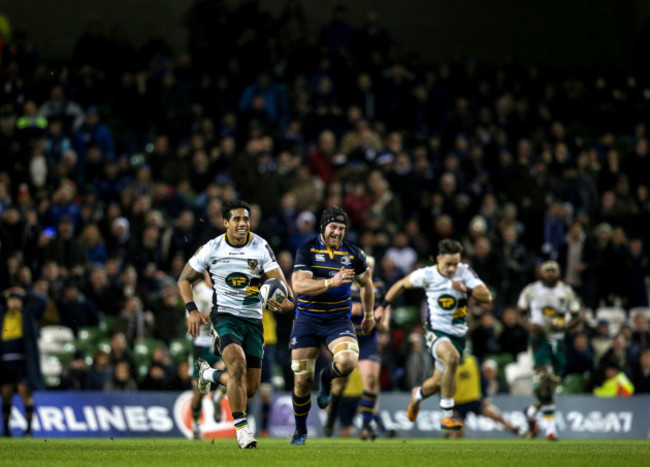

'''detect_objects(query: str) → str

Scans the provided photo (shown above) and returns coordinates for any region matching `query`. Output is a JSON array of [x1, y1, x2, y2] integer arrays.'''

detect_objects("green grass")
[[0, 438, 648, 466]]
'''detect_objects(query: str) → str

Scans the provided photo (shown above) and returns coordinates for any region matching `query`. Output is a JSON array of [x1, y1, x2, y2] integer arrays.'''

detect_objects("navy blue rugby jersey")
[[293, 235, 368, 319], [350, 278, 385, 329]]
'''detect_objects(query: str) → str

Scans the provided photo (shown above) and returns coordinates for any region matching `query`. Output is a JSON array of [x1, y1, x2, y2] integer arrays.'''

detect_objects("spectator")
[[631, 348, 650, 394], [497, 307, 528, 359], [564, 332, 595, 377], [115, 296, 154, 346], [57, 280, 99, 337], [104, 361, 138, 391], [59, 350, 90, 390]]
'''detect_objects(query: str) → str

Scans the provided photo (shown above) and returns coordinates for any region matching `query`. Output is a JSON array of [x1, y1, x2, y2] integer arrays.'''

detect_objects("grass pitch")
[[0, 438, 648, 466]]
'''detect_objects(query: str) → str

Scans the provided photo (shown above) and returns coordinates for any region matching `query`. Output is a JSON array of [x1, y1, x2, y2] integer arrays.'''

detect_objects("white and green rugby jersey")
[[409, 263, 485, 337], [189, 232, 279, 320], [517, 280, 580, 338]]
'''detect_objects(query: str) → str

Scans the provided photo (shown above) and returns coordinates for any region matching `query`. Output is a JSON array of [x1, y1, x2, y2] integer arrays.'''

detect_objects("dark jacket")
[[0, 292, 47, 390]]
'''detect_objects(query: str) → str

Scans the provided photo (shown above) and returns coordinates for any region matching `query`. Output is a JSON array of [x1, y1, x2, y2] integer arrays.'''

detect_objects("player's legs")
[[1, 384, 13, 437], [259, 344, 275, 438], [526, 337, 560, 440], [324, 375, 349, 437], [291, 346, 319, 444], [407, 367, 442, 422], [318, 336, 359, 409], [358, 358, 380, 440], [433, 339, 462, 430], [16, 383, 34, 436], [480, 399, 520, 435]]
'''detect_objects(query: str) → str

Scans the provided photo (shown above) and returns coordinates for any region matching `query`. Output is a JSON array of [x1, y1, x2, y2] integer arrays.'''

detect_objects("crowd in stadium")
[[0, 0, 649, 398]]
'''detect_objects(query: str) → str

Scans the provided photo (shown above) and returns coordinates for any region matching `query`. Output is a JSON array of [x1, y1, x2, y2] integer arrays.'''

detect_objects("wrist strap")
[[325, 279, 332, 289], [380, 299, 392, 308], [466, 288, 474, 297], [186, 301, 198, 313]]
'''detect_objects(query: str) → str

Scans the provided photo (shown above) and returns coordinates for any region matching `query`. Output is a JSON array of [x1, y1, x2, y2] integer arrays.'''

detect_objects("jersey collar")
[[223, 232, 252, 248]]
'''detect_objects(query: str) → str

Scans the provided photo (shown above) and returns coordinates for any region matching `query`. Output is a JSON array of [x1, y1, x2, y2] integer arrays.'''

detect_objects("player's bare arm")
[[264, 267, 295, 313], [375, 274, 413, 321], [357, 269, 376, 334], [291, 267, 354, 296], [452, 281, 492, 304], [178, 262, 208, 338]]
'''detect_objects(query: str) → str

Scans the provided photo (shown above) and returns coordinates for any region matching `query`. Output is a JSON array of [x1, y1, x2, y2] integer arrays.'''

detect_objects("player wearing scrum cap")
[[289, 206, 375, 445], [179, 200, 294, 449], [517, 260, 583, 441]]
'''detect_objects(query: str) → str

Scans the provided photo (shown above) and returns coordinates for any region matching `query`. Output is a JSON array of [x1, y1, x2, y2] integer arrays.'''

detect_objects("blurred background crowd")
[[0, 1, 649, 396]]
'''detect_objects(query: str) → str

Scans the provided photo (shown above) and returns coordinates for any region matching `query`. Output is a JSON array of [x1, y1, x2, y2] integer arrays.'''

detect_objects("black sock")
[[2, 404, 11, 433], [25, 404, 34, 433], [261, 402, 271, 431], [321, 361, 344, 390], [327, 393, 343, 424], [214, 369, 227, 386], [292, 391, 311, 434]]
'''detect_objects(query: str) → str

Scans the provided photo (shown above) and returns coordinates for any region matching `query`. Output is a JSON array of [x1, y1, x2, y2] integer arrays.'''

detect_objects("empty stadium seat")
[[39, 325, 75, 353], [562, 373, 588, 394], [78, 326, 107, 343], [169, 338, 192, 364], [133, 338, 166, 365], [504, 362, 534, 395], [596, 307, 627, 334]]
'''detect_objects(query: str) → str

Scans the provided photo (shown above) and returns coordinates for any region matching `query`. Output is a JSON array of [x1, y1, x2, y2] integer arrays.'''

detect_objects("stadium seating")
[[595, 307, 627, 335], [133, 338, 166, 366], [41, 354, 63, 387], [99, 315, 117, 335], [78, 326, 107, 344], [484, 353, 515, 387], [591, 336, 612, 361], [169, 338, 192, 364], [562, 373, 588, 394], [505, 351, 535, 395], [39, 325, 75, 353]]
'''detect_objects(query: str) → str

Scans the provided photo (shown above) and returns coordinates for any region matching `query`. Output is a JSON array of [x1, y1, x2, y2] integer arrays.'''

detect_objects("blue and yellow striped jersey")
[[293, 235, 368, 319]]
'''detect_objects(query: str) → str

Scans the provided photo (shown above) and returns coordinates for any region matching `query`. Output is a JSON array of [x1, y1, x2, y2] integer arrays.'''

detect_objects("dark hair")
[[222, 200, 251, 221], [320, 206, 349, 233], [438, 239, 463, 255]]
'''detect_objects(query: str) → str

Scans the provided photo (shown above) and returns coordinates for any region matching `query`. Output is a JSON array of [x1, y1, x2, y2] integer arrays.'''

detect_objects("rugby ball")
[[259, 278, 288, 311]]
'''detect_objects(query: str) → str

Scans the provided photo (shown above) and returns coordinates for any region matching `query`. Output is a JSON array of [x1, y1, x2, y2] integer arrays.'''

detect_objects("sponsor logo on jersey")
[[543, 306, 557, 317], [229, 252, 245, 256], [341, 256, 352, 265], [247, 259, 259, 270], [225, 273, 249, 289], [437, 294, 457, 310], [315, 254, 326, 262]]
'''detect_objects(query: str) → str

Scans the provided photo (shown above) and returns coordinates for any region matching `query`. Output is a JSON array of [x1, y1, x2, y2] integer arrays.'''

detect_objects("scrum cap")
[[320, 206, 349, 233]]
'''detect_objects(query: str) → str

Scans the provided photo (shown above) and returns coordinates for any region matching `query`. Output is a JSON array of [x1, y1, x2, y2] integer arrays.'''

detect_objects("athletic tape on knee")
[[332, 341, 359, 358], [291, 358, 316, 375]]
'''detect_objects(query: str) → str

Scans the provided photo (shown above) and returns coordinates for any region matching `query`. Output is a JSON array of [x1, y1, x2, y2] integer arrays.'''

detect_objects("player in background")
[[289, 206, 375, 445], [517, 260, 582, 441], [188, 272, 226, 440], [259, 306, 278, 437], [180, 200, 294, 449], [375, 239, 491, 432], [323, 256, 394, 440], [449, 354, 525, 438]]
